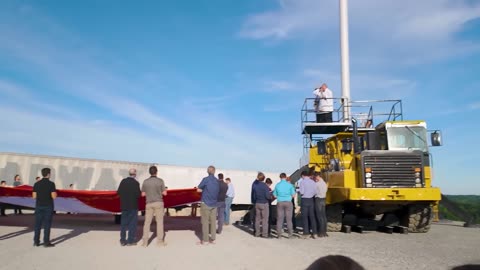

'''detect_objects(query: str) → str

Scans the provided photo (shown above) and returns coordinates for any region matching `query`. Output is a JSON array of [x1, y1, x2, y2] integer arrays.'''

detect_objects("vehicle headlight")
[[365, 172, 372, 178], [366, 178, 372, 184], [415, 172, 421, 177], [415, 178, 421, 183]]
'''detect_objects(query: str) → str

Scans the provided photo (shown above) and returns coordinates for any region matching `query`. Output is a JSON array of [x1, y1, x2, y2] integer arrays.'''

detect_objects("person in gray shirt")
[[314, 173, 328, 237], [141, 166, 167, 247], [299, 170, 318, 239]]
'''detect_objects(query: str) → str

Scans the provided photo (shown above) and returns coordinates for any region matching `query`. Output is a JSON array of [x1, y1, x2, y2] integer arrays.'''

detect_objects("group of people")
[[16, 164, 237, 247], [22, 164, 327, 248], [251, 169, 328, 239], [0, 174, 27, 216], [117, 165, 235, 246], [0, 174, 73, 217]]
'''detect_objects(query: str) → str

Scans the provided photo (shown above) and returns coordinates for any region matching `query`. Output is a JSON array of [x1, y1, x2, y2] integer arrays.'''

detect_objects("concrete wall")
[[0, 152, 281, 205]]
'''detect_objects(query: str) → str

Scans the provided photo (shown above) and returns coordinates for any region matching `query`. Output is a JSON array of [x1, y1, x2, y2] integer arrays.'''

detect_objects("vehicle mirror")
[[430, 131, 442, 146]]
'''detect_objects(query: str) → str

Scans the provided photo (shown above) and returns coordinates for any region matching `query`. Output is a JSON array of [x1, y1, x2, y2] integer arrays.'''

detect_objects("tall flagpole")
[[339, 0, 351, 122]]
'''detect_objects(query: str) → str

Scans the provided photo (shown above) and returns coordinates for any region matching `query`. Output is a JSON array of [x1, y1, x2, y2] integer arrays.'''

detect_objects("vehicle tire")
[[406, 204, 433, 233], [326, 204, 342, 232]]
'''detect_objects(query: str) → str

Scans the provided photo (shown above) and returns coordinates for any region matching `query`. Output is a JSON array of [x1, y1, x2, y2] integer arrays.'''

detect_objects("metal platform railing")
[[301, 98, 403, 154]]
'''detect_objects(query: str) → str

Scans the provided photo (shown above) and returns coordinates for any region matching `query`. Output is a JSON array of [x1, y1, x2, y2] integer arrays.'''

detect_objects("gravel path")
[[0, 213, 478, 270]]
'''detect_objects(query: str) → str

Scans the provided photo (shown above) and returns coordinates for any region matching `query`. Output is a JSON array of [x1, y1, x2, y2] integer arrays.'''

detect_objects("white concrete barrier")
[[0, 152, 281, 205]]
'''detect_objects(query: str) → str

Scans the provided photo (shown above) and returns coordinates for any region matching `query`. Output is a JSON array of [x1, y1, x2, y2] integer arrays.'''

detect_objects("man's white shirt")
[[313, 88, 333, 112]]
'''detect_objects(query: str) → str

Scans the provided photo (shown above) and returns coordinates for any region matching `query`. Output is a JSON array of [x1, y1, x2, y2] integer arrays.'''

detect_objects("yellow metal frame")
[[326, 187, 441, 204]]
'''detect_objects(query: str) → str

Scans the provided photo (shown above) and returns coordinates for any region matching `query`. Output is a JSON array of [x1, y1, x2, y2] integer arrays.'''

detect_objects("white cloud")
[[469, 101, 480, 110], [239, 0, 480, 65], [263, 80, 296, 91], [0, 79, 32, 99], [238, 0, 330, 40], [240, 0, 480, 42], [0, 106, 189, 164], [302, 68, 416, 100]]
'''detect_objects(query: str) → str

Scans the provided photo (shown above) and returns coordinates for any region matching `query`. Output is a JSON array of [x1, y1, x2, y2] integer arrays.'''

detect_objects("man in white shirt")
[[224, 178, 235, 225], [313, 83, 334, 123]]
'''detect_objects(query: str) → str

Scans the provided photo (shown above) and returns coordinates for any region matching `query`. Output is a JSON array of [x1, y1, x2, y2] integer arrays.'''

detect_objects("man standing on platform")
[[216, 173, 228, 234], [197, 166, 219, 245], [224, 178, 235, 225], [32, 168, 57, 247], [313, 83, 334, 123], [117, 168, 141, 246], [141, 165, 167, 247]]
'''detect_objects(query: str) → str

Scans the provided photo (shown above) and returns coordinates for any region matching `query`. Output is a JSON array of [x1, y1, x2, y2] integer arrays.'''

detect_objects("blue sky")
[[0, 0, 479, 194]]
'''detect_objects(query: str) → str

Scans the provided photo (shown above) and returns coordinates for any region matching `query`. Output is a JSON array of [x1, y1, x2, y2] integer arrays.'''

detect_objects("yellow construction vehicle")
[[291, 0, 443, 233], [299, 99, 442, 232]]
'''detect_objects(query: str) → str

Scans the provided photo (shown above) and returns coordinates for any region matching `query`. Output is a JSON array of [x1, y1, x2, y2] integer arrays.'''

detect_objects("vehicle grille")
[[362, 152, 423, 188]]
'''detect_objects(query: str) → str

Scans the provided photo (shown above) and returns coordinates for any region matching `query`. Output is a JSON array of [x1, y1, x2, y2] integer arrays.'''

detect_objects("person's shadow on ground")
[[0, 214, 203, 246]]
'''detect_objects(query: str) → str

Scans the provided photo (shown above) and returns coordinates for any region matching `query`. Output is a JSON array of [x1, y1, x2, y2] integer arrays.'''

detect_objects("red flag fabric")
[[0, 185, 201, 213]]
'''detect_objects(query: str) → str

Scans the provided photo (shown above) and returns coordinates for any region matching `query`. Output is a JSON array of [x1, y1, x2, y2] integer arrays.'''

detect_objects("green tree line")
[[439, 195, 480, 224]]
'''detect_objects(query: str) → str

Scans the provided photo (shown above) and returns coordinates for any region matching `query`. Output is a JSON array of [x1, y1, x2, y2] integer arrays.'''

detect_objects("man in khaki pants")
[[141, 165, 167, 247], [197, 166, 219, 245]]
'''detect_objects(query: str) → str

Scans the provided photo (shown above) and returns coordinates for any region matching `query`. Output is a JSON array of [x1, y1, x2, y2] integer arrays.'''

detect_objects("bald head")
[[207, 166, 216, 175], [129, 168, 137, 177]]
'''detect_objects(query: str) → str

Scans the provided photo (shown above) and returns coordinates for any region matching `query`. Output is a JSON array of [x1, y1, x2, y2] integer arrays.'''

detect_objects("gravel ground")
[[0, 212, 478, 270]]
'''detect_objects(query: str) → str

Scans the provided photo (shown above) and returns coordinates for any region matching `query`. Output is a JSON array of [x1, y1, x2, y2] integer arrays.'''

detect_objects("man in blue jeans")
[[32, 168, 57, 247], [216, 173, 228, 234], [117, 168, 141, 246], [299, 170, 318, 239]]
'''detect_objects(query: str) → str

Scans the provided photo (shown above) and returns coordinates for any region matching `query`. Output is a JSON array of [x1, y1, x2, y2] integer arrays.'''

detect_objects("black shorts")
[[316, 112, 332, 123]]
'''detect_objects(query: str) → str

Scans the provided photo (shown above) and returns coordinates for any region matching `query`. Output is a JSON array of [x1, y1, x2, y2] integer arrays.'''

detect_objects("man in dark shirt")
[[216, 173, 228, 234], [32, 168, 57, 247], [250, 174, 262, 234], [265, 178, 275, 237], [117, 168, 141, 246], [197, 166, 219, 245], [252, 172, 271, 238]]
